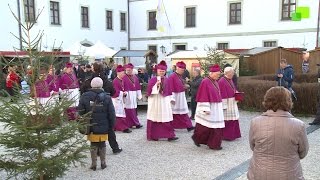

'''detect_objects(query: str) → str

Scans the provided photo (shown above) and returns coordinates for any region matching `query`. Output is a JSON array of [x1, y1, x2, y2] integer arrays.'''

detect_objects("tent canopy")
[[84, 40, 116, 58], [113, 50, 157, 58], [65, 41, 89, 56]]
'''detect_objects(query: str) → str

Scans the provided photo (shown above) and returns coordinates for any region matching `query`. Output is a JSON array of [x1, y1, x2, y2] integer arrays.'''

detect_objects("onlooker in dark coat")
[[189, 69, 203, 120], [276, 59, 294, 89], [84, 64, 93, 81], [80, 62, 121, 154], [81, 63, 115, 96], [137, 68, 149, 83], [77, 64, 86, 86], [182, 68, 190, 80], [109, 63, 117, 80], [309, 64, 320, 125], [78, 77, 115, 171], [301, 51, 310, 74]]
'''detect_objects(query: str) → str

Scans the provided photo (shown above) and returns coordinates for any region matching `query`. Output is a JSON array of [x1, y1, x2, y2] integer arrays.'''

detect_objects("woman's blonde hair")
[[263, 86, 293, 112]]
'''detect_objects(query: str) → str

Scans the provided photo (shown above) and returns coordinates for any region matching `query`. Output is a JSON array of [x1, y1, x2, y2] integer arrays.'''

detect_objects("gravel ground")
[[236, 125, 320, 180], [58, 108, 314, 180], [0, 105, 317, 180]]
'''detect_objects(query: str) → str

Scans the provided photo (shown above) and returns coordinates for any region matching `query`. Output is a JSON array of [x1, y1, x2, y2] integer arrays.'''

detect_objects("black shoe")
[[90, 166, 96, 171], [191, 136, 200, 147], [309, 121, 320, 125], [113, 148, 122, 154], [187, 127, 195, 132], [210, 147, 223, 150], [135, 125, 143, 129], [168, 137, 179, 141], [101, 163, 107, 170], [123, 129, 132, 133]]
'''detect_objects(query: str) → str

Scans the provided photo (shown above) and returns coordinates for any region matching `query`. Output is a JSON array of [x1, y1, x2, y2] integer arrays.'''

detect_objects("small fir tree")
[[198, 46, 225, 76], [0, 2, 89, 180]]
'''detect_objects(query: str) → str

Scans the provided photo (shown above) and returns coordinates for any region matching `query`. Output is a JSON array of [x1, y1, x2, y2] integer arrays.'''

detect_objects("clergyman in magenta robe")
[[168, 61, 194, 132], [192, 64, 225, 150], [122, 63, 143, 129], [112, 65, 131, 133], [146, 61, 178, 141], [218, 67, 241, 141]]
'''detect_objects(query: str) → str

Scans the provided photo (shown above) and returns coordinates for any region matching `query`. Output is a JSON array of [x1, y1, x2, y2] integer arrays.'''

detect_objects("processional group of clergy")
[[30, 60, 241, 150]]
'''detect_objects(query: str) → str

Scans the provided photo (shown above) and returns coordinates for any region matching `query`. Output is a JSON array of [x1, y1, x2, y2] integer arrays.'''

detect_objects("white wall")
[[0, 0, 128, 52], [129, 0, 319, 59]]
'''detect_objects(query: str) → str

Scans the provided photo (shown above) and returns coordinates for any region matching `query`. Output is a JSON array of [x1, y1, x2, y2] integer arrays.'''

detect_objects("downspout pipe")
[[316, 0, 320, 48], [127, 0, 130, 50], [17, 0, 23, 50]]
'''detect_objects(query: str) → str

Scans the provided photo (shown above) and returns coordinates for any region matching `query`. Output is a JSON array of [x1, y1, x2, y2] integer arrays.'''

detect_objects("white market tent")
[[84, 40, 117, 58], [65, 41, 90, 56]]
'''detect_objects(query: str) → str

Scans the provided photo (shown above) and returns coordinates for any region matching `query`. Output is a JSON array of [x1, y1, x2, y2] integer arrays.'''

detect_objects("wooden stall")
[[242, 47, 305, 75]]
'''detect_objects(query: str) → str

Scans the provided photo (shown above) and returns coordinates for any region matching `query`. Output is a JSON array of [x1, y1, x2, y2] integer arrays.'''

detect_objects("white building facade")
[[0, 0, 129, 53], [129, 0, 319, 62], [0, 0, 319, 65]]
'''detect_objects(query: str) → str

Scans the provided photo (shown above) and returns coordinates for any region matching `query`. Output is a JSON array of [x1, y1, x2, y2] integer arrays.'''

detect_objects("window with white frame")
[[148, 11, 157, 30], [217, 43, 229, 50], [81, 6, 89, 28], [281, 0, 296, 20], [185, 7, 196, 27], [120, 12, 126, 31], [106, 10, 113, 30], [263, 41, 277, 47], [148, 45, 157, 54], [50, 1, 60, 25], [229, 2, 241, 24], [24, 0, 35, 22]]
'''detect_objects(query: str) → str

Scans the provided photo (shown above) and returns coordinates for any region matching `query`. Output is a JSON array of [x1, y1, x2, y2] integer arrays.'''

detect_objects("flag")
[[156, 0, 167, 33]]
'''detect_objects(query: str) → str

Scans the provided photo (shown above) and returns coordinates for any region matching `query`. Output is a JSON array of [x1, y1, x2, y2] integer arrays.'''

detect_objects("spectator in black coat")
[[276, 59, 294, 89], [137, 68, 149, 83], [77, 64, 86, 86], [80, 62, 122, 154], [182, 68, 190, 80], [78, 77, 115, 170], [81, 63, 115, 96], [189, 69, 203, 120], [84, 64, 94, 80]]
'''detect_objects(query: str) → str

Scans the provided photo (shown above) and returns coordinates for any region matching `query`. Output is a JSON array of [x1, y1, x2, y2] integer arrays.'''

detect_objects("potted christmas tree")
[[0, 3, 88, 180]]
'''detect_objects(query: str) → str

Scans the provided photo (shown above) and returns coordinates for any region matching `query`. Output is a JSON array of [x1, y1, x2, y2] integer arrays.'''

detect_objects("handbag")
[[78, 116, 90, 135], [77, 93, 101, 135], [235, 92, 245, 101]]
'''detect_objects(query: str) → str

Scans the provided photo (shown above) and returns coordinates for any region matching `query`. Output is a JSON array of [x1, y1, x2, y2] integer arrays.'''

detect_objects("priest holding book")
[[218, 67, 241, 141]]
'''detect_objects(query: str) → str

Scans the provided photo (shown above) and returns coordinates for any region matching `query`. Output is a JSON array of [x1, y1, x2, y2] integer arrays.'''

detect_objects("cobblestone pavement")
[[0, 105, 318, 180]]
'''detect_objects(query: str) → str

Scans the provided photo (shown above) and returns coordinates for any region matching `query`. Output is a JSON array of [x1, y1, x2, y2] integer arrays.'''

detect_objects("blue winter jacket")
[[276, 65, 294, 89], [78, 89, 115, 134]]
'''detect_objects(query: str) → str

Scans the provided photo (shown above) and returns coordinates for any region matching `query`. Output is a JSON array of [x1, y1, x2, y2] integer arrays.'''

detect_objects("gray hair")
[[224, 66, 234, 74]]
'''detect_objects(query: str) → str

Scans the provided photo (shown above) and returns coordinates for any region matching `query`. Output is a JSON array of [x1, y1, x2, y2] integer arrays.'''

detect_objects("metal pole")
[[17, 0, 23, 50], [316, 0, 320, 48], [127, 0, 130, 50]]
